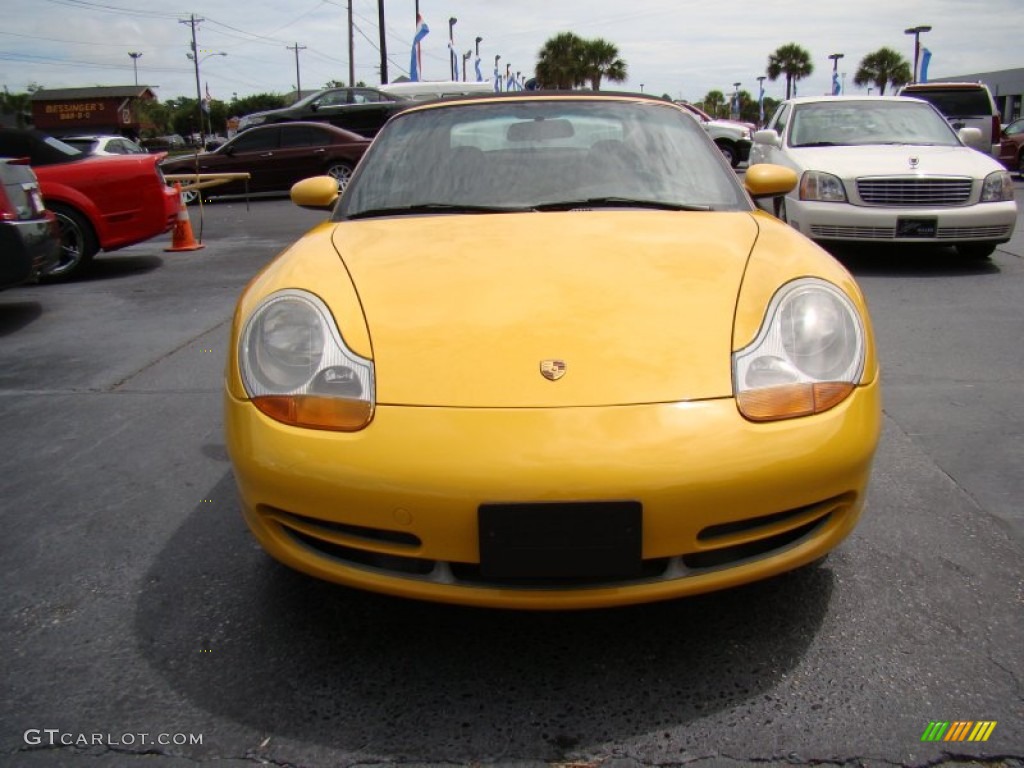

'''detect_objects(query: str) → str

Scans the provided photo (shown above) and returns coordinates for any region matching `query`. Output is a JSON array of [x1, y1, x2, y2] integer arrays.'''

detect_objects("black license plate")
[[896, 218, 937, 237], [478, 501, 642, 580]]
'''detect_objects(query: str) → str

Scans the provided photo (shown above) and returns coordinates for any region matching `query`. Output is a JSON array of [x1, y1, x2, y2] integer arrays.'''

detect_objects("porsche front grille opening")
[[287, 528, 436, 575], [269, 507, 421, 548], [684, 516, 827, 569], [696, 494, 849, 543]]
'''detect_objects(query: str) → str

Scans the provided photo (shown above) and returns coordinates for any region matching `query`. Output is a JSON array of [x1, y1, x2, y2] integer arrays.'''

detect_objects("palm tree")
[[854, 47, 912, 95], [535, 32, 586, 90], [766, 43, 814, 99], [581, 38, 627, 91], [702, 90, 727, 118]]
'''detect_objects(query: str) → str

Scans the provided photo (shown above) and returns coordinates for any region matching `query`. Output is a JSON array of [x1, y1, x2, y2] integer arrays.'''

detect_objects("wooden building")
[[29, 86, 158, 138]]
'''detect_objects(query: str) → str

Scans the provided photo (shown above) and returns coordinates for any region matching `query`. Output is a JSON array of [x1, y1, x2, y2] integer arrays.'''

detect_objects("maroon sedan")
[[998, 117, 1024, 176], [161, 122, 371, 204]]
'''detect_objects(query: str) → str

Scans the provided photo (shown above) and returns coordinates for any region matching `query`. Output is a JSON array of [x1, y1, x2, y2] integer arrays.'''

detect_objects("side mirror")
[[291, 176, 339, 211], [958, 127, 983, 145], [752, 129, 782, 148], [744, 164, 798, 200]]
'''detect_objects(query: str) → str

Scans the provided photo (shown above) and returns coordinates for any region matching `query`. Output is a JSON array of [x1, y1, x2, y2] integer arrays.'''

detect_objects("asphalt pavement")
[[1, 187, 1022, 767]]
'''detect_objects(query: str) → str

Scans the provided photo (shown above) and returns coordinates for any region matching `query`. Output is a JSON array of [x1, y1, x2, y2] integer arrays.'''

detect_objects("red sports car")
[[0, 129, 179, 280]]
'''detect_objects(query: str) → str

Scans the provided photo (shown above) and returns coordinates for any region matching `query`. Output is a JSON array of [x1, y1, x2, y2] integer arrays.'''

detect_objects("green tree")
[[535, 32, 587, 89], [580, 38, 627, 91], [0, 87, 32, 128], [230, 93, 288, 117], [766, 43, 814, 99], [701, 90, 727, 118], [854, 47, 911, 95]]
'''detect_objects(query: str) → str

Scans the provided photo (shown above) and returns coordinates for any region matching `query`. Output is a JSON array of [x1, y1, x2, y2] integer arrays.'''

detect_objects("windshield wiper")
[[345, 203, 530, 220], [533, 197, 711, 212]]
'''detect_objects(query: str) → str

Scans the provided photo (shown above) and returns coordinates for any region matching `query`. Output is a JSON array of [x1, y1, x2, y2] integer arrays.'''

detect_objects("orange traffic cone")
[[165, 182, 205, 252]]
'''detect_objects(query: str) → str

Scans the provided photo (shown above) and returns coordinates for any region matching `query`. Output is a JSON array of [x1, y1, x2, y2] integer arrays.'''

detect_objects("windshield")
[[337, 99, 749, 219], [788, 100, 960, 148]]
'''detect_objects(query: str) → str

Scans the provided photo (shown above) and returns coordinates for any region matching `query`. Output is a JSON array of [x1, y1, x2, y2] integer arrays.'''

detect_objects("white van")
[[381, 81, 495, 101]]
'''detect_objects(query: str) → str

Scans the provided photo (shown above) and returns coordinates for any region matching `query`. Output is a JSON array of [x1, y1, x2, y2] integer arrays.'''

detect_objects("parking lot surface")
[[2, 189, 1022, 766]]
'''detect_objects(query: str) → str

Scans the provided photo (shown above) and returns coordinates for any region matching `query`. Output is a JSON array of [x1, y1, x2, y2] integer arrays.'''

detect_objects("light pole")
[[128, 52, 143, 86], [904, 25, 932, 84], [186, 50, 227, 142], [639, 83, 644, 93], [448, 17, 457, 80], [732, 81, 741, 119], [828, 53, 844, 94]]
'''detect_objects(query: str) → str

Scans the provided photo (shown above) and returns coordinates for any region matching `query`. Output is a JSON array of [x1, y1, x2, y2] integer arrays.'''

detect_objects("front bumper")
[[785, 197, 1016, 244], [226, 381, 881, 609]]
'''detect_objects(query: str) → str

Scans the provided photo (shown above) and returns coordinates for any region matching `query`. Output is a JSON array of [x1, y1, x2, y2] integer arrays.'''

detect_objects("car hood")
[[331, 211, 758, 407], [787, 143, 1001, 177]]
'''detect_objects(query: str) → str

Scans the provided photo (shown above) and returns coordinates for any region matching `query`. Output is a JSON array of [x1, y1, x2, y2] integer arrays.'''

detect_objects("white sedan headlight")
[[981, 170, 1015, 202], [799, 170, 847, 202], [733, 279, 865, 421], [239, 289, 375, 431]]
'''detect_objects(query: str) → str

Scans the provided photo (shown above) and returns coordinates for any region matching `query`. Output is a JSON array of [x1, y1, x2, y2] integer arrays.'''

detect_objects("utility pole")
[[347, 1, 355, 87], [377, 0, 388, 84], [287, 43, 307, 99], [179, 15, 204, 144]]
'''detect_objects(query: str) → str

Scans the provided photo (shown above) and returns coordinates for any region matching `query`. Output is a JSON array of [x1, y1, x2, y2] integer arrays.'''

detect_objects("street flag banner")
[[410, 14, 429, 82], [758, 82, 765, 124], [202, 82, 211, 113], [475, 56, 483, 82], [920, 48, 932, 83], [832, 71, 841, 95]]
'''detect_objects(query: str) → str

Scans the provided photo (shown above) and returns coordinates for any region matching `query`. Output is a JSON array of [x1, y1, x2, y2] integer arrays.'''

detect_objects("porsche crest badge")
[[540, 359, 567, 381]]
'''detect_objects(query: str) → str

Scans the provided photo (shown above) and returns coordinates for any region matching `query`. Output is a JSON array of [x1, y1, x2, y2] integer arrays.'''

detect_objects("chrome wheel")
[[45, 204, 97, 280], [326, 163, 354, 193]]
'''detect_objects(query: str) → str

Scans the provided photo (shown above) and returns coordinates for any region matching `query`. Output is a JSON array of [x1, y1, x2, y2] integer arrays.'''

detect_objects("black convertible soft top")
[[0, 129, 85, 166]]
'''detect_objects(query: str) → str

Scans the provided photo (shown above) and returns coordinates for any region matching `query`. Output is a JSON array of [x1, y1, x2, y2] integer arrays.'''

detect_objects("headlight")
[[799, 171, 847, 202], [733, 279, 865, 422], [239, 289, 374, 431], [980, 170, 1014, 202]]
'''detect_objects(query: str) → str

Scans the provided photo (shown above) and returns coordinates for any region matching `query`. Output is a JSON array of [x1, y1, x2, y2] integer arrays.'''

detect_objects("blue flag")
[[920, 48, 932, 83], [832, 71, 840, 96], [410, 15, 429, 82]]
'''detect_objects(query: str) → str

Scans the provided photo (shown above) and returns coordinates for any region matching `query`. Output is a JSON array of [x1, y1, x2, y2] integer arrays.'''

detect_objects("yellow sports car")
[[225, 92, 881, 610]]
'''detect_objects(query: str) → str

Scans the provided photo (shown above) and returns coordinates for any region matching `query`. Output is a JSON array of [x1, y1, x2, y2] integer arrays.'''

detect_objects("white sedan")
[[748, 96, 1017, 259]]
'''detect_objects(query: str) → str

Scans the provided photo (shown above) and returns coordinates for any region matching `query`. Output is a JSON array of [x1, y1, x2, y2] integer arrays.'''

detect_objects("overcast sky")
[[2, 0, 1020, 104]]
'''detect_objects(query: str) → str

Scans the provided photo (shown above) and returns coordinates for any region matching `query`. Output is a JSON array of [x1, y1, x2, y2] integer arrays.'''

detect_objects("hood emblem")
[[908, 156, 920, 169], [539, 359, 567, 381]]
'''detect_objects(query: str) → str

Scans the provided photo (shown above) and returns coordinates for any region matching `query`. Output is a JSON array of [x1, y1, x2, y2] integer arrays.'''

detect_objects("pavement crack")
[[108, 317, 230, 392]]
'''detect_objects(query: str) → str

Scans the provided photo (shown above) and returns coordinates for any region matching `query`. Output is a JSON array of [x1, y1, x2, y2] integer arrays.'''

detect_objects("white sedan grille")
[[856, 177, 974, 206]]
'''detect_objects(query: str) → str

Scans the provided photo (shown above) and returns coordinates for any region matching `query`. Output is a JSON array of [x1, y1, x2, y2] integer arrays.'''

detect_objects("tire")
[[715, 140, 739, 168], [956, 243, 996, 259], [325, 163, 354, 193], [1017, 151, 1024, 178], [44, 203, 98, 281]]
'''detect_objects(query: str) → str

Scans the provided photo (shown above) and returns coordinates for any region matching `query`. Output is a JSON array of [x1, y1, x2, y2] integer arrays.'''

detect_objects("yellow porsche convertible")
[[225, 92, 881, 610]]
